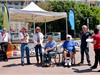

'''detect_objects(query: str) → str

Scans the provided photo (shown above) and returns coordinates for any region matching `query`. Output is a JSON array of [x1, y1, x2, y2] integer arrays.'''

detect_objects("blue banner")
[[68, 9, 75, 30]]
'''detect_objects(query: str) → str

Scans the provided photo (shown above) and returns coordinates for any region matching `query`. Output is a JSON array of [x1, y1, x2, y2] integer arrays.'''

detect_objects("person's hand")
[[37, 42, 40, 44], [9, 41, 11, 44], [44, 50, 47, 54]]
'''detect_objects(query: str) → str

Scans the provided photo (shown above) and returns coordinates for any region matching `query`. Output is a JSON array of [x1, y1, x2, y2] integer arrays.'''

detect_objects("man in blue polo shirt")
[[62, 34, 76, 66], [43, 35, 56, 66]]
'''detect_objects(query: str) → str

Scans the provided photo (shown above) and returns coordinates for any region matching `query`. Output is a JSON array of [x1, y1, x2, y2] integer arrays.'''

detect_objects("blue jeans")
[[21, 43, 30, 64], [35, 44, 42, 63]]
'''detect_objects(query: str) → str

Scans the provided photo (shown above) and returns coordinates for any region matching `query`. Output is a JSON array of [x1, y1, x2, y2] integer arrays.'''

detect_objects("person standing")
[[19, 28, 30, 66], [0, 31, 2, 48], [79, 25, 91, 66], [0, 28, 10, 61], [33, 27, 44, 64], [90, 25, 100, 72]]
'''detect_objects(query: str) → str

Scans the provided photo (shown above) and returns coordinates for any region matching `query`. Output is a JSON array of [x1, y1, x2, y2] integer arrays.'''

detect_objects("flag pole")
[[3, 0, 10, 31]]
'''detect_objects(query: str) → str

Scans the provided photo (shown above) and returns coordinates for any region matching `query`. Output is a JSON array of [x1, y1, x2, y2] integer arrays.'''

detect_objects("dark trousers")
[[35, 45, 42, 63], [1, 42, 8, 60], [43, 50, 56, 64], [92, 49, 100, 68], [43, 53, 51, 64], [21, 43, 30, 64], [80, 47, 90, 63]]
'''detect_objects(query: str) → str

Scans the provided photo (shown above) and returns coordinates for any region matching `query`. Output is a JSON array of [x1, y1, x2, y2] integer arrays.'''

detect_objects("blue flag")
[[68, 9, 75, 30]]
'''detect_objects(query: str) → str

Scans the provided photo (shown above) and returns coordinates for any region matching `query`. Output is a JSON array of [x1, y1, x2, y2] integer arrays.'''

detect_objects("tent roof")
[[22, 2, 47, 12], [9, 2, 67, 23]]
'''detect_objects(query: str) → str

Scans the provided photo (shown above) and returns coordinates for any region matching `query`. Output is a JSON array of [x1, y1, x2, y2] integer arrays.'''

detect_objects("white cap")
[[66, 34, 72, 40]]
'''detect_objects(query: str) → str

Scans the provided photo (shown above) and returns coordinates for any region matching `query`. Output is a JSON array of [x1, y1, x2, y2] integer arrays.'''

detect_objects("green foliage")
[[39, 1, 100, 36], [0, 7, 3, 29], [0, 1, 100, 36]]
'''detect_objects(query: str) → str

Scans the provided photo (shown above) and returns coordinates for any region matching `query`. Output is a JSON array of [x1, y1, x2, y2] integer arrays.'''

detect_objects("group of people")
[[79, 25, 100, 72], [0, 25, 100, 72]]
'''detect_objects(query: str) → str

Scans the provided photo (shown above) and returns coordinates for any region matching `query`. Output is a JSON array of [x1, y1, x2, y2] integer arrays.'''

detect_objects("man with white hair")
[[43, 35, 56, 66], [0, 28, 10, 61], [79, 25, 91, 66]]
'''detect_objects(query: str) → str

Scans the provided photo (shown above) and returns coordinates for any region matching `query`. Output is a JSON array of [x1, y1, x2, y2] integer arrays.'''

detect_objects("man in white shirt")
[[33, 27, 44, 64], [19, 28, 30, 66], [0, 28, 10, 61]]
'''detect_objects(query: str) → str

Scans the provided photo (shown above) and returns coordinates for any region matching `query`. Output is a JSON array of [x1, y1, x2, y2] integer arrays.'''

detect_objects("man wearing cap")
[[62, 34, 76, 66], [0, 28, 10, 61], [33, 26, 44, 64], [79, 25, 91, 66]]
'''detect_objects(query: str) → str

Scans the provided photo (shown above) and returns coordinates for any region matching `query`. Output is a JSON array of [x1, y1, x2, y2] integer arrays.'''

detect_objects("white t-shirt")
[[0, 32, 10, 42], [19, 32, 29, 43], [0, 32, 2, 43], [33, 32, 44, 46]]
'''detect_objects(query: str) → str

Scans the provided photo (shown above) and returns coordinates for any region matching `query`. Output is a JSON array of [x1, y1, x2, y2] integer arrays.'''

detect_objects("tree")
[[39, 1, 100, 36], [0, 7, 3, 29]]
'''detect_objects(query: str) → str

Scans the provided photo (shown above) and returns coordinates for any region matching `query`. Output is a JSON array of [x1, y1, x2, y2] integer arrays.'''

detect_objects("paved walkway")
[[0, 43, 100, 75]]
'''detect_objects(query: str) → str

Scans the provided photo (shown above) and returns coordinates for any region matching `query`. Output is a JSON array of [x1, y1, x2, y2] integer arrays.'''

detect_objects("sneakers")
[[78, 62, 91, 66], [3, 59, 8, 62], [90, 66, 97, 69], [26, 62, 31, 65], [21, 63, 24, 66], [98, 70, 100, 72], [78, 62, 84, 65], [88, 63, 91, 66], [65, 62, 67, 66]]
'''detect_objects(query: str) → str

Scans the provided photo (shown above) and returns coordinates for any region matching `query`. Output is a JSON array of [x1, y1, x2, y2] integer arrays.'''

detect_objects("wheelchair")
[[62, 50, 76, 67], [42, 48, 57, 67]]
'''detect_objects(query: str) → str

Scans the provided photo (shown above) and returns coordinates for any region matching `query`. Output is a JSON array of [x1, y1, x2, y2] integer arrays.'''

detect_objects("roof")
[[9, 2, 67, 23]]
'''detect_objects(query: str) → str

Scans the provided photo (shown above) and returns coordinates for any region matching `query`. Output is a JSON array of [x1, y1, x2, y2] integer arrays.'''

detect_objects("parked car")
[[45, 32, 61, 41], [10, 32, 34, 43], [10, 32, 19, 43]]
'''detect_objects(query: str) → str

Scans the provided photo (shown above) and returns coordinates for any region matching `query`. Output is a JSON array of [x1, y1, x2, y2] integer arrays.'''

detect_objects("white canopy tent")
[[9, 2, 67, 34]]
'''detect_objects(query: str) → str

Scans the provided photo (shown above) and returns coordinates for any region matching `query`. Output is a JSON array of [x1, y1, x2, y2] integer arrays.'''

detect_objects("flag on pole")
[[3, 4, 9, 31], [0, 6, 3, 29], [68, 9, 75, 30]]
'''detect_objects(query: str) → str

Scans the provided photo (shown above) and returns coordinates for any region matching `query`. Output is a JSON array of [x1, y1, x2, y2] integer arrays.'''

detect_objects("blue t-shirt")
[[62, 40, 76, 52], [44, 40, 56, 50]]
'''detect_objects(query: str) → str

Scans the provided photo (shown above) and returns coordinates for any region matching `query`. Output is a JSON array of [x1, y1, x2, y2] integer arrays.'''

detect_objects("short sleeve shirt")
[[93, 34, 100, 49], [62, 40, 76, 52], [80, 32, 91, 48]]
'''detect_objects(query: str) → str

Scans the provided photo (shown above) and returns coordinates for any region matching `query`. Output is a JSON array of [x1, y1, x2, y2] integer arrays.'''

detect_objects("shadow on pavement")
[[72, 68, 97, 73], [2, 63, 34, 67], [2, 63, 21, 67]]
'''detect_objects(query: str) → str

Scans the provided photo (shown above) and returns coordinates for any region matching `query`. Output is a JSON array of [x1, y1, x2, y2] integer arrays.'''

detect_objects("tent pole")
[[45, 22, 46, 38], [66, 17, 68, 35], [34, 22, 35, 33]]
